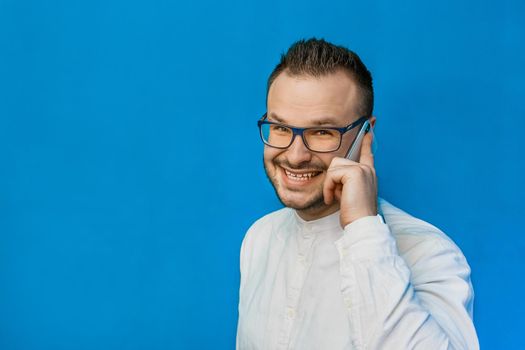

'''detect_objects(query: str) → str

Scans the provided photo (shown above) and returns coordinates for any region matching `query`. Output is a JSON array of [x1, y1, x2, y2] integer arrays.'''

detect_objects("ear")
[[369, 115, 377, 128]]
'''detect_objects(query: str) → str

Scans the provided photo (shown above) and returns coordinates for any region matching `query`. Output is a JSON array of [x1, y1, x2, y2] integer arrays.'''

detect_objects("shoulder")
[[380, 198, 458, 245], [379, 198, 470, 272], [242, 207, 293, 247], [239, 207, 294, 275]]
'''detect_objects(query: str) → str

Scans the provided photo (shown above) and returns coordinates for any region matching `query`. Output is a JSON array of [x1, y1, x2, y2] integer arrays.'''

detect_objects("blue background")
[[1, 0, 524, 349]]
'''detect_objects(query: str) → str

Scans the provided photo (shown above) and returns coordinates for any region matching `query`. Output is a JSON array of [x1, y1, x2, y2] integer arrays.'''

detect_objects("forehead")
[[267, 70, 360, 127]]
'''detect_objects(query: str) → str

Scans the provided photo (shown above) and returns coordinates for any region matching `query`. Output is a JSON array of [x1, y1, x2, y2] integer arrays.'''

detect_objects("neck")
[[295, 202, 340, 222]]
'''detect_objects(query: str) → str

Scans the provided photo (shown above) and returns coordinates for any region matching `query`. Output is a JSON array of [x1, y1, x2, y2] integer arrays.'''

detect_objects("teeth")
[[284, 169, 319, 181]]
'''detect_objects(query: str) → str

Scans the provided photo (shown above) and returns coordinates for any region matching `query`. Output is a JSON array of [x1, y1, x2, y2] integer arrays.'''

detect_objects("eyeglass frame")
[[257, 113, 370, 153]]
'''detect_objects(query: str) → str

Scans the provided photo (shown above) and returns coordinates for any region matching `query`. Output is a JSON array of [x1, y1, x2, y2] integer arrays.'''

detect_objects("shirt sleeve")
[[334, 215, 479, 350], [237, 223, 252, 350]]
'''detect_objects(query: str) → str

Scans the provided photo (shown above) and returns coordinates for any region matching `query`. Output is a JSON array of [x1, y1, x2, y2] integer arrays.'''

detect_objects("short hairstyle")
[[267, 38, 374, 116]]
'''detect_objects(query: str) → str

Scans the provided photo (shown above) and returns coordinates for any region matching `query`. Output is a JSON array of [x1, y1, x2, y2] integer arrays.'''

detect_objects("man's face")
[[264, 70, 365, 220]]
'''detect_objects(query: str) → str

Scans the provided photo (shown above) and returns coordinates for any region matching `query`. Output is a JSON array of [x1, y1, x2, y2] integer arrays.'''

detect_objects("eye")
[[270, 125, 291, 133], [312, 129, 337, 137]]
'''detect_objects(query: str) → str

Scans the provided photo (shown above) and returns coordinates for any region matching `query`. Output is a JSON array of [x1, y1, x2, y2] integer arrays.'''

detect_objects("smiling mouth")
[[283, 168, 322, 181]]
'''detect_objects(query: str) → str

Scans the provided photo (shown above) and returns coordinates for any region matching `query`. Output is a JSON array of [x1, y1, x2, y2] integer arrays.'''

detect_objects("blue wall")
[[1, 0, 523, 349]]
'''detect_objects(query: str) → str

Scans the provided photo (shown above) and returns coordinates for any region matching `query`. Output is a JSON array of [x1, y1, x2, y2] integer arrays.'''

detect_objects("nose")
[[285, 134, 312, 165]]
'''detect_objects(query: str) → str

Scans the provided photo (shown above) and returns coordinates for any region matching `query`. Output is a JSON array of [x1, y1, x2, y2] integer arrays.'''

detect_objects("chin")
[[276, 189, 326, 211]]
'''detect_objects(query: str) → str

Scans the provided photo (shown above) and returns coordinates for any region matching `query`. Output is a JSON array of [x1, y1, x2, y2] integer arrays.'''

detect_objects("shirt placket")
[[277, 224, 316, 350]]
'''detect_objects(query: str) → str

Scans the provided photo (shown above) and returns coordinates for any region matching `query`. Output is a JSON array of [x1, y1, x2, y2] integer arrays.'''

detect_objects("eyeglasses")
[[257, 113, 369, 153]]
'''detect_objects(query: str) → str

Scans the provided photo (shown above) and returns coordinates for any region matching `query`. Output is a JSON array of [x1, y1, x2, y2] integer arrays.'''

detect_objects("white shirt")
[[236, 198, 479, 350]]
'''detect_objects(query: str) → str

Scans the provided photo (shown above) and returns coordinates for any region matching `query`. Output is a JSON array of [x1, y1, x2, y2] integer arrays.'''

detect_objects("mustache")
[[273, 159, 326, 172]]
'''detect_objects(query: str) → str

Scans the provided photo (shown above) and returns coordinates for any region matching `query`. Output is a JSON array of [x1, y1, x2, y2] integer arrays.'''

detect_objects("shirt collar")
[[292, 209, 342, 238]]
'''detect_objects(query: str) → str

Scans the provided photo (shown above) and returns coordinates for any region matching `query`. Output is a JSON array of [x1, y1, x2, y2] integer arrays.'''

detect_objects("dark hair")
[[267, 38, 374, 116]]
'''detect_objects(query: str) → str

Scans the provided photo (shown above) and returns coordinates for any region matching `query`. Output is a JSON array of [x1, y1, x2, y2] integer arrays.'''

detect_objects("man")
[[236, 38, 479, 350]]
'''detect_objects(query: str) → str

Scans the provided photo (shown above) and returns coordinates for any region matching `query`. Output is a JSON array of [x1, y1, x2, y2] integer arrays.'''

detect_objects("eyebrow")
[[267, 112, 342, 126]]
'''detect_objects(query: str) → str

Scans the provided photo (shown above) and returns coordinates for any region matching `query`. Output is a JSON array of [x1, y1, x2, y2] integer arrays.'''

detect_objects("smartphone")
[[345, 120, 371, 162]]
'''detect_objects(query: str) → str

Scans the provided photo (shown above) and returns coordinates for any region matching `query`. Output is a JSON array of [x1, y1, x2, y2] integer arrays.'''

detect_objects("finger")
[[334, 185, 342, 202], [329, 156, 358, 169], [323, 168, 343, 205], [359, 131, 374, 168], [323, 166, 358, 205], [323, 171, 336, 205]]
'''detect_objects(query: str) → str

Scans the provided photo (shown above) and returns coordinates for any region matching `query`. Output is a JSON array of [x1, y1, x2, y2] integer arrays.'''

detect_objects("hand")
[[323, 131, 378, 228]]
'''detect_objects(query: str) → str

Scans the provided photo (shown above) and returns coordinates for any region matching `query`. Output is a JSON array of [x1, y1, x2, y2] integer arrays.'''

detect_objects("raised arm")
[[334, 215, 479, 349]]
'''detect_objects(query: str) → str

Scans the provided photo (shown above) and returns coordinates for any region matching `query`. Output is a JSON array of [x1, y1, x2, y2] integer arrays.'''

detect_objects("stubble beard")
[[263, 157, 328, 213]]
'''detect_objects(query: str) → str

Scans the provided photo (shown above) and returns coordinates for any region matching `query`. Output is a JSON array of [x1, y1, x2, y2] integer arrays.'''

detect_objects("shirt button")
[[303, 226, 312, 238], [286, 307, 295, 320], [344, 297, 352, 308], [341, 247, 348, 258]]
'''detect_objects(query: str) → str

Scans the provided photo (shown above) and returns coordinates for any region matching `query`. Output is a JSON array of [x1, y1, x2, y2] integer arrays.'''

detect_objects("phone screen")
[[345, 121, 371, 162]]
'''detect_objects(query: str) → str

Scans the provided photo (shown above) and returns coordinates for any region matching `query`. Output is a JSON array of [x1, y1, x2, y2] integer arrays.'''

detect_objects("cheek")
[[263, 148, 281, 175], [317, 154, 336, 169], [339, 132, 357, 154], [263, 147, 282, 165]]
